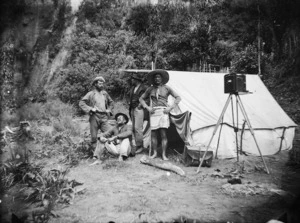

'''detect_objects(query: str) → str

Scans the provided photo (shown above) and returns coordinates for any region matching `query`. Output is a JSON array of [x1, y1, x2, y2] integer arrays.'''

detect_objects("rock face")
[[0, 0, 73, 112]]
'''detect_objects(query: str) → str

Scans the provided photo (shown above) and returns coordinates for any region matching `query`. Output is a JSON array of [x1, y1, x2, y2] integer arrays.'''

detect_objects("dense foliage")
[[2, 0, 298, 117]]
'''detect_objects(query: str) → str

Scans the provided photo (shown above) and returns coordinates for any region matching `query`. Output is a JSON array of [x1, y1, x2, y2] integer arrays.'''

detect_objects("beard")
[[95, 85, 103, 91]]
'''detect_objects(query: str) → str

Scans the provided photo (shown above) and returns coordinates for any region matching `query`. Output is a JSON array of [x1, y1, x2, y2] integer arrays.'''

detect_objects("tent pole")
[[148, 65, 155, 157], [235, 95, 239, 162], [277, 127, 286, 153], [236, 95, 270, 174], [230, 95, 239, 162], [197, 94, 232, 173], [149, 99, 152, 157], [215, 116, 224, 159]]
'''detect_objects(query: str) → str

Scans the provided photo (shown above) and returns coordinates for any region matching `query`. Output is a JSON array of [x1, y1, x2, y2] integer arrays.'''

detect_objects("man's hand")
[[90, 108, 97, 113], [147, 106, 155, 114], [99, 136, 108, 143], [107, 136, 117, 143], [137, 104, 143, 110], [163, 107, 172, 114], [106, 109, 112, 116]]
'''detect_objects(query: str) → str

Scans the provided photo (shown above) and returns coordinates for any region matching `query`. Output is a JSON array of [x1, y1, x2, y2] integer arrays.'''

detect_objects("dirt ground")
[[1, 118, 300, 223], [46, 151, 297, 223]]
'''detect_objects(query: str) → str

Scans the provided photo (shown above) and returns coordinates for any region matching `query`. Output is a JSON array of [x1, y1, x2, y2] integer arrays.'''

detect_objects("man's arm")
[[164, 86, 181, 113], [116, 125, 132, 139], [137, 84, 147, 109], [105, 91, 114, 115], [139, 87, 155, 113], [79, 92, 93, 114], [101, 127, 114, 138]]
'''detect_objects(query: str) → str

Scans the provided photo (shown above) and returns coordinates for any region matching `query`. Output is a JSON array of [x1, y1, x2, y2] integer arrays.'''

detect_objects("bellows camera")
[[224, 73, 247, 94]]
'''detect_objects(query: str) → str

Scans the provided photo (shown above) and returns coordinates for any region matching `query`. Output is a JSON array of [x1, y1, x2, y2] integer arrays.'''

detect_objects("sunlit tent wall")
[[138, 71, 297, 159]]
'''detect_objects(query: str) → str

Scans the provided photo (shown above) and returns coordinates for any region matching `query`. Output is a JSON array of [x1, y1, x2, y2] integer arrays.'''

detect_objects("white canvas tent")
[[167, 71, 297, 159], [124, 70, 297, 159]]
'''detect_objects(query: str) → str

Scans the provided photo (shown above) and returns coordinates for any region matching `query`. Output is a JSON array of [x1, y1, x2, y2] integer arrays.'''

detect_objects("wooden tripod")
[[196, 93, 270, 174]]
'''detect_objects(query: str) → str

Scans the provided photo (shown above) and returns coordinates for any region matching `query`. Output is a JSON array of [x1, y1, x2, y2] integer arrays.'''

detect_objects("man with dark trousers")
[[79, 76, 114, 157], [129, 73, 148, 155]]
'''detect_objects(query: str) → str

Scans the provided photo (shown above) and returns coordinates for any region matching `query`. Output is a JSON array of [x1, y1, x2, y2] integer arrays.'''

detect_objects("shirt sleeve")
[[102, 127, 114, 138], [117, 125, 132, 139], [79, 91, 93, 114]]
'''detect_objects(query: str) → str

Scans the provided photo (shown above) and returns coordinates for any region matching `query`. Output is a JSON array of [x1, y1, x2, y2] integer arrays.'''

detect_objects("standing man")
[[79, 76, 114, 157], [129, 73, 147, 155], [139, 70, 181, 160], [93, 113, 132, 163]]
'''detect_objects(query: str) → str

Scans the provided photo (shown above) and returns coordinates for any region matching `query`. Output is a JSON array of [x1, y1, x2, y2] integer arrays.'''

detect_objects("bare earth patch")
[[47, 151, 298, 223], [1, 118, 299, 223]]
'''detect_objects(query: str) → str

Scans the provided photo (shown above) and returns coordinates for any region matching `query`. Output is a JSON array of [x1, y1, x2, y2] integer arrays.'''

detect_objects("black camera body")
[[224, 73, 247, 94]]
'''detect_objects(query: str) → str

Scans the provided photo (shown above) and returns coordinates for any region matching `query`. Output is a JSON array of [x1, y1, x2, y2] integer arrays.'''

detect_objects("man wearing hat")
[[79, 76, 114, 155], [129, 72, 148, 155], [92, 113, 132, 163], [139, 69, 181, 160]]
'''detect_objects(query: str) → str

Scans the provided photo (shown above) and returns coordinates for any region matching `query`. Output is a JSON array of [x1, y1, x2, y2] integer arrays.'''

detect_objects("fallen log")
[[140, 155, 185, 176]]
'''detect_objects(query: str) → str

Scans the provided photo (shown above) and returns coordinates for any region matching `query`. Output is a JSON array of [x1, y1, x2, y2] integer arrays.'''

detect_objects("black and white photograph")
[[0, 0, 300, 222]]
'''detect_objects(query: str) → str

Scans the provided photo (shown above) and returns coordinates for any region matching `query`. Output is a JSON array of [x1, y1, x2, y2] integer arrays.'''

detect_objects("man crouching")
[[90, 113, 132, 165]]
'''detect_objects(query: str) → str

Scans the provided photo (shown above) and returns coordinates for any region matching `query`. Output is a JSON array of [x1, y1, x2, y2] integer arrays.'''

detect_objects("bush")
[[1, 111, 21, 127], [18, 102, 48, 121], [43, 99, 76, 118], [57, 63, 95, 105], [17, 99, 75, 120], [231, 44, 258, 74], [52, 115, 80, 136], [0, 99, 77, 129]]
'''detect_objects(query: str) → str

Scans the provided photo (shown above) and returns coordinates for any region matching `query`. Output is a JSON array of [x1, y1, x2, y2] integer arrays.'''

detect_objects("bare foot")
[[118, 155, 124, 162], [162, 155, 169, 161], [150, 152, 157, 159]]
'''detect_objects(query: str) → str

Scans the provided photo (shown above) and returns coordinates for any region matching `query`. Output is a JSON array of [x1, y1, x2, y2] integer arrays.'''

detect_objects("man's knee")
[[91, 137, 98, 145], [89, 141, 97, 156], [160, 128, 168, 138], [100, 120, 110, 133]]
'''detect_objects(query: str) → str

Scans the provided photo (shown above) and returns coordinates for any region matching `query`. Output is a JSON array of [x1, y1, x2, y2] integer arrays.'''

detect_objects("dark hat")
[[115, 113, 129, 124], [147, 69, 169, 85], [131, 73, 144, 81], [92, 76, 105, 85]]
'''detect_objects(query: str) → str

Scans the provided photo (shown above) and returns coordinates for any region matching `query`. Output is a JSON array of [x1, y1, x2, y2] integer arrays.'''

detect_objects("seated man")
[[91, 113, 132, 165]]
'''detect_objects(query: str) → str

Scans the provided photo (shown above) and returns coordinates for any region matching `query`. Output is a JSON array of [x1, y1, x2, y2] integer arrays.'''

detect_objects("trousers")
[[89, 113, 110, 144], [93, 138, 131, 159], [130, 107, 144, 148]]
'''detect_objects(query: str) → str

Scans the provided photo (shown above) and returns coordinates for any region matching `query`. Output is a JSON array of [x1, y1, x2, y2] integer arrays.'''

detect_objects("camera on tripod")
[[198, 72, 270, 174], [224, 73, 247, 94]]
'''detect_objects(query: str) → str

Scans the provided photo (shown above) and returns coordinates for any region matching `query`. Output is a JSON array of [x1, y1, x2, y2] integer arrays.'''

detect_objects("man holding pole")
[[139, 70, 181, 160], [129, 73, 148, 155]]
